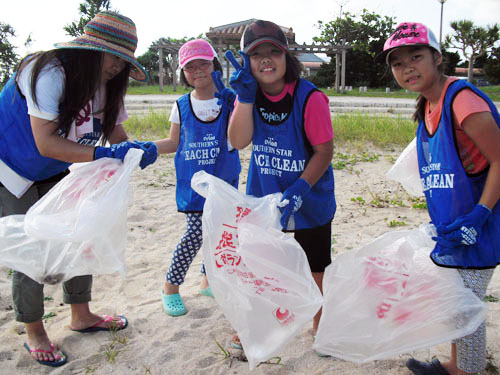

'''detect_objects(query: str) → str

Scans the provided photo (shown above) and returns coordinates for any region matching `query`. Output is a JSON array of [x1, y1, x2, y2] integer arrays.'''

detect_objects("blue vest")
[[416, 79, 500, 269], [0, 73, 103, 181], [174, 93, 241, 212], [247, 79, 336, 230], [0, 74, 72, 181]]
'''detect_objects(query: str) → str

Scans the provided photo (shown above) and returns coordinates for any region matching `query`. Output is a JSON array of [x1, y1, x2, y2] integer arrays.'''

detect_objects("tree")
[[444, 20, 500, 82], [0, 21, 19, 87], [137, 36, 199, 86], [64, 0, 112, 37], [441, 48, 460, 77], [314, 9, 396, 88], [484, 47, 500, 84]]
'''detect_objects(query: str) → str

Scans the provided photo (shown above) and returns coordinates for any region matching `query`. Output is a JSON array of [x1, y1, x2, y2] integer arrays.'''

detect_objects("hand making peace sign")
[[225, 50, 257, 104], [211, 70, 236, 111]]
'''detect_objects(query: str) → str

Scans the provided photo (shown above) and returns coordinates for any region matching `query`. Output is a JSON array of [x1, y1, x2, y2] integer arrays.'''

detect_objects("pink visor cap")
[[179, 39, 218, 69], [383, 22, 441, 63]]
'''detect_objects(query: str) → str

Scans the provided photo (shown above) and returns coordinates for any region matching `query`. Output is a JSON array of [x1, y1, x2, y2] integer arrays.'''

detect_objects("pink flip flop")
[[71, 315, 128, 333], [23, 342, 67, 367]]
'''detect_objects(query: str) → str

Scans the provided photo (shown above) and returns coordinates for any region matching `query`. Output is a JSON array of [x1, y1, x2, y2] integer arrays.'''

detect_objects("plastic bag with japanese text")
[[191, 170, 323, 370], [24, 149, 142, 241], [386, 137, 424, 197], [313, 224, 488, 363], [0, 149, 142, 284]]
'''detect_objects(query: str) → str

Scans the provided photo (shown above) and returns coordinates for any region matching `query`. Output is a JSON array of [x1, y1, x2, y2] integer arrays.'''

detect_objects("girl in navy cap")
[[225, 19, 336, 349], [384, 22, 500, 375]]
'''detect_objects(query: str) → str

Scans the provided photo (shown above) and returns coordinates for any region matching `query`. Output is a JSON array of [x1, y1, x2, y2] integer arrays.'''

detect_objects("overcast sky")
[[3, 0, 500, 60]]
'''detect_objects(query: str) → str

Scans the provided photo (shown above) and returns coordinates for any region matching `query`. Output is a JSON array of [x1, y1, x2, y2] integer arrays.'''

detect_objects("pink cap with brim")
[[179, 39, 218, 69], [384, 22, 441, 63]]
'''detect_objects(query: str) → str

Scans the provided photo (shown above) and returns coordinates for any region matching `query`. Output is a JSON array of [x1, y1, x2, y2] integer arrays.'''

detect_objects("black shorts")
[[293, 220, 332, 272]]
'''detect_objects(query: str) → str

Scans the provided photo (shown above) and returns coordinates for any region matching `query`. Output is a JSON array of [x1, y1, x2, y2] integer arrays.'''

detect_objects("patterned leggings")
[[166, 213, 205, 286], [453, 268, 495, 373]]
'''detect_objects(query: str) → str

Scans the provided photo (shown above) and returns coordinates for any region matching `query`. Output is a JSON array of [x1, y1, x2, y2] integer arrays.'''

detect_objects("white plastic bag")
[[25, 149, 141, 241], [386, 137, 424, 196], [0, 149, 142, 284], [191, 171, 323, 370], [313, 224, 488, 363]]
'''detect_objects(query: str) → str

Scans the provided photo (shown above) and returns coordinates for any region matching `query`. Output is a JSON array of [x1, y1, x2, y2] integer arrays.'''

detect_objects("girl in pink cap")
[[384, 22, 500, 375], [152, 39, 241, 316]]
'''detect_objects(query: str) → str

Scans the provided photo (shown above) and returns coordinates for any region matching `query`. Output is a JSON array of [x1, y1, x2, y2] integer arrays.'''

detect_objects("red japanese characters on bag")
[[0, 149, 143, 284], [191, 171, 323, 370], [313, 224, 487, 363]]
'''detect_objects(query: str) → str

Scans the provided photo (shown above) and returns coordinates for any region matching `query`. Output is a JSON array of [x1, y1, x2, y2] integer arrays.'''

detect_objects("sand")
[[0, 145, 498, 374]]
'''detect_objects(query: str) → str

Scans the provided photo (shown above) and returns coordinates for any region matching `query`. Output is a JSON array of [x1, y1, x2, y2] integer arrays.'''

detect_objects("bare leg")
[[25, 320, 63, 362], [199, 275, 209, 290], [69, 303, 125, 331], [312, 271, 324, 335], [440, 343, 458, 375], [163, 280, 180, 295]]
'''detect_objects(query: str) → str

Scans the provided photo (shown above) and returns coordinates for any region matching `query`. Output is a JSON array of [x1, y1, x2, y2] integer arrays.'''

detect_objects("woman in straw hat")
[[0, 11, 157, 367]]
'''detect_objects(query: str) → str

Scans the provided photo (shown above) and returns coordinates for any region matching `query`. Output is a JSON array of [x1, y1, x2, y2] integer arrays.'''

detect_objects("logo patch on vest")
[[255, 89, 292, 125]]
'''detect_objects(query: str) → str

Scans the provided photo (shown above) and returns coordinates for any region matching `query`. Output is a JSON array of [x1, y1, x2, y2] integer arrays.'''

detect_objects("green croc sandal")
[[161, 291, 186, 316], [199, 287, 214, 298]]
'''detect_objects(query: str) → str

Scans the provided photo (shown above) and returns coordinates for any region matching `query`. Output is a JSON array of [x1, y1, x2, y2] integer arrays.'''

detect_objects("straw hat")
[[54, 11, 148, 82]]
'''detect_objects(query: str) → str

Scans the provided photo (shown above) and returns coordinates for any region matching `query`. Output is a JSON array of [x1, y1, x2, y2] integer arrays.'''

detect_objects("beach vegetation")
[[125, 113, 416, 149], [409, 197, 427, 210], [213, 340, 282, 368], [388, 219, 406, 227], [484, 295, 499, 303], [42, 312, 56, 322], [351, 196, 366, 206]]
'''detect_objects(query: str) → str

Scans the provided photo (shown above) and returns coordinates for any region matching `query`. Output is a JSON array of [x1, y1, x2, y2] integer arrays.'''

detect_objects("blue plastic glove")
[[434, 204, 492, 247], [211, 70, 236, 111], [279, 178, 311, 230], [94, 141, 141, 162], [133, 140, 158, 169], [225, 50, 257, 104]]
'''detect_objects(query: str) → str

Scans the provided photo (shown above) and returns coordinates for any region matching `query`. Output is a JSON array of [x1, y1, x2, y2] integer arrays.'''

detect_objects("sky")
[[3, 0, 500, 61]]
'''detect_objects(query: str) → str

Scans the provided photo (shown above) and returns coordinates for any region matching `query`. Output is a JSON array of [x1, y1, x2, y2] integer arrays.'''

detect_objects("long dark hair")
[[284, 52, 303, 83], [17, 49, 130, 145]]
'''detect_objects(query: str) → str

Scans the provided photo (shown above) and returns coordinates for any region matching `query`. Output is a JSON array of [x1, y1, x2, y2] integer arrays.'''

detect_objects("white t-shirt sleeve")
[[17, 59, 64, 121], [169, 102, 180, 124]]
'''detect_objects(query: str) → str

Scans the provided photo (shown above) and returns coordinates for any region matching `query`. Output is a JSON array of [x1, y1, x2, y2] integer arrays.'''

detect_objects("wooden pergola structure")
[[154, 19, 351, 92]]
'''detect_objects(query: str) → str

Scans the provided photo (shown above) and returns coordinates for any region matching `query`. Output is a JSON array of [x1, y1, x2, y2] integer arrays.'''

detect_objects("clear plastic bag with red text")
[[313, 224, 488, 363], [191, 171, 323, 370], [0, 149, 142, 284], [386, 137, 424, 197]]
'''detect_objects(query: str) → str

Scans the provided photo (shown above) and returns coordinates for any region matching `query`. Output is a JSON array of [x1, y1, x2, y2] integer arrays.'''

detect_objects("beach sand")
[[0, 145, 498, 374]]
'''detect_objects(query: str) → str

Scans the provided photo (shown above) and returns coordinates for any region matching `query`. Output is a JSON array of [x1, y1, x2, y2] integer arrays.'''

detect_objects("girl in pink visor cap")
[[152, 39, 241, 317], [385, 21, 500, 375]]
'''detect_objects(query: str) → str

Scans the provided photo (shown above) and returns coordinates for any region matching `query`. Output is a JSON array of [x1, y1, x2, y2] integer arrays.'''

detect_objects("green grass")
[[332, 114, 417, 149], [124, 111, 170, 139], [124, 112, 417, 149], [126, 84, 500, 101], [127, 84, 190, 95]]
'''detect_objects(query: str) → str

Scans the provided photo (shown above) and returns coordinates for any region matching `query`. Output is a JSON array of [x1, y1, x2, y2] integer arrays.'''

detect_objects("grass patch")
[[42, 312, 56, 322], [124, 112, 417, 149], [124, 112, 170, 139], [484, 295, 499, 303], [127, 84, 500, 101], [213, 340, 281, 368], [332, 114, 417, 149], [127, 84, 190, 95]]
